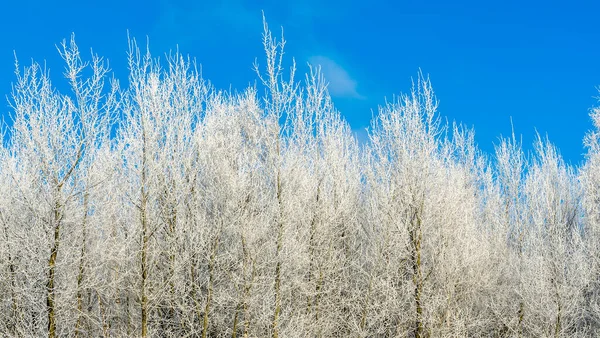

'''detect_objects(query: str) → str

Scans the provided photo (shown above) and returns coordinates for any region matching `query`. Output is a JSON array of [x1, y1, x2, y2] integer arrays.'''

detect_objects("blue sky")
[[1, 0, 599, 164]]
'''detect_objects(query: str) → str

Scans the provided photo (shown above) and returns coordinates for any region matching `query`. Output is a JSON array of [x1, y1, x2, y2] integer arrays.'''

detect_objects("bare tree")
[[522, 135, 584, 337], [4, 35, 116, 337]]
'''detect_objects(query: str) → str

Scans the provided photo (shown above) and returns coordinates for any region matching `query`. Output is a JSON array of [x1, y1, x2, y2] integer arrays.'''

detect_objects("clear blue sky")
[[1, 0, 599, 164]]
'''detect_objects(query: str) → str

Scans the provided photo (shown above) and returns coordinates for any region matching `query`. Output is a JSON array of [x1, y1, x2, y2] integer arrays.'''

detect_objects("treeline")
[[1, 23, 600, 338]]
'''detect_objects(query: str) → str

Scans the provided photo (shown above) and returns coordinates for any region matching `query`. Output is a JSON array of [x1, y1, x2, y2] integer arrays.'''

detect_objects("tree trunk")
[[202, 223, 222, 338], [75, 192, 89, 337], [140, 128, 150, 338], [410, 203, 425, 338], [47, 199, 62, 338]]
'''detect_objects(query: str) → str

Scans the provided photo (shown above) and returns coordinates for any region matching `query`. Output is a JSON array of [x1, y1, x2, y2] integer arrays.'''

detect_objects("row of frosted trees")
[[1, 24, 600, 337]]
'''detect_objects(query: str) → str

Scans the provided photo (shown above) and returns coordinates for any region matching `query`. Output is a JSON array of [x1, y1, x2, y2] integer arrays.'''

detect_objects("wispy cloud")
[[149, 1, 367, 100], [309, 56, 364, 99]]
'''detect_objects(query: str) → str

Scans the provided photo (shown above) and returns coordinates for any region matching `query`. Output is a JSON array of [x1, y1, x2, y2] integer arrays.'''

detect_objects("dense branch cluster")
[[1, 23, 599, 337]]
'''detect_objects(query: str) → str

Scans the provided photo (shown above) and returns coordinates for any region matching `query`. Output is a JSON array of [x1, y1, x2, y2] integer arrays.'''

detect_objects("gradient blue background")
[[1, 0, 598, 164]]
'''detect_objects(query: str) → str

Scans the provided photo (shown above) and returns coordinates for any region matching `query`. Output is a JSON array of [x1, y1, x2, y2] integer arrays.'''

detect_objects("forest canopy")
[[0, 20, 599, 338]]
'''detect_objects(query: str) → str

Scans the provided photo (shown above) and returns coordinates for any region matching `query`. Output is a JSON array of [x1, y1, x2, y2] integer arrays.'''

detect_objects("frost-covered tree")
[[113, 38, 208, 337], [522, 136, 584, 337], [580, 95, 600, 335], [1, 36, 117, 337], [363, 75, 490, 337]]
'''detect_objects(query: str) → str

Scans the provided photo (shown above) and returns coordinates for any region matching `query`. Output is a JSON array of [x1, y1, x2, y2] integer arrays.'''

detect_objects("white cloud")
[[309, 56, 364, 99], [150, 2, 366, 100]]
